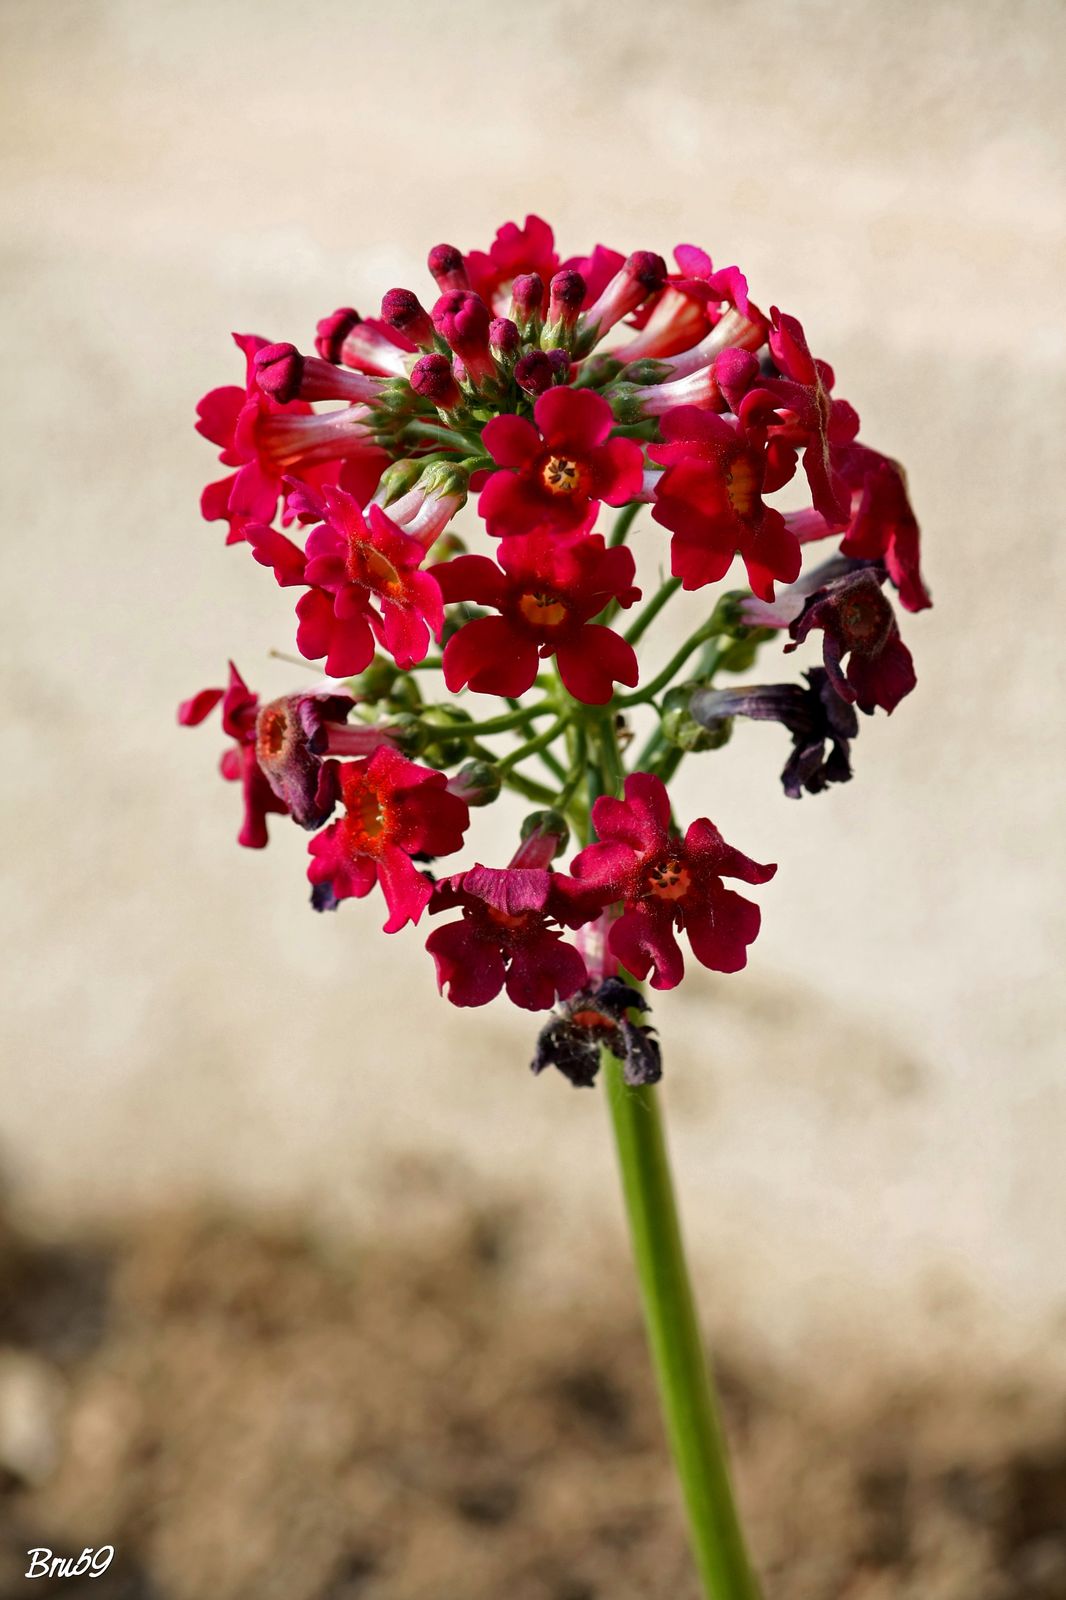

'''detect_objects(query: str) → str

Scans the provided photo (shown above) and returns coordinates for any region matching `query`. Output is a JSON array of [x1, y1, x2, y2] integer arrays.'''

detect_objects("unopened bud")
[[446, 759, 502, 807], [427, 243, 469, 292], [512, 808, 571, 867], [380, 288, 436, 349], [410, 352, 462, 411], [510, 273, 545, 335], [489, 316, 520, 360], [514, 349, 555, 395], [543, 269, 586, 349]]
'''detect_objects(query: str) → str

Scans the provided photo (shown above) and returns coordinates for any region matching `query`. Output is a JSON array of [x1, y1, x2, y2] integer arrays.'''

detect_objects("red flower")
[[196, 333, 387, 543], [478, 386, 643, 538], [569, 773, 776, 990], [178, 663, 288, 849], [464, 215, 560, 311], [619, 245, 756, 363], [426, 864, 587, 1010], [755, 308, 851, 524], [834, 443, 931, 613], [786, 567, 916, 714], [308, 747, 470, 929], [249, 488, 444, 678], [435, 533, 640, 704], [649, 405, 802, 600]]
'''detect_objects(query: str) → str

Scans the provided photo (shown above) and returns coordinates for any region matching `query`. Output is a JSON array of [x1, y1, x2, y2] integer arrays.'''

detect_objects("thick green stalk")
[[603, 1060, 762, 1600]]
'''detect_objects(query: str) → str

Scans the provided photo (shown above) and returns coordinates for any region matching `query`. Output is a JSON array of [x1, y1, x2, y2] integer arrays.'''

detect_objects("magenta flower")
[[649, 404, 802, 599], [464, 215, 560, 311], [177, 663, 288, 849], [426, 864, 587, 1010], [478, 386, 644, 538], [249, 487, 444, 678], [835, 443, 932, 613], [308, 747, 470, 929], [569, 773, 776, 990], [435, 533, 640, 704]]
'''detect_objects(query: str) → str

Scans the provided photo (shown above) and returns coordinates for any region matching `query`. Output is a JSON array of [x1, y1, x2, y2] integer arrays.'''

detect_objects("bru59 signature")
[[25, 1546, 115, 1580]]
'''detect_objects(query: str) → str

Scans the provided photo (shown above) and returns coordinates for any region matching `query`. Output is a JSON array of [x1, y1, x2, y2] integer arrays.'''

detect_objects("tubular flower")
[[617, 245, 757, 364], [786, 566, 916, 714], [834, 444, 931, 613], [531, 978, 662, 1088], [177, 663, 288, 848], [689, 669, 860, 799], [569, 773, 776, 991], [308, 747, 470, 928], [479, 386, 644, 538], [435, 533, 640, 703], [196, 333, 388, 543], [253, 685, 356, 828], [649, 405, 802, 600], [426, 864, 587, 1010]]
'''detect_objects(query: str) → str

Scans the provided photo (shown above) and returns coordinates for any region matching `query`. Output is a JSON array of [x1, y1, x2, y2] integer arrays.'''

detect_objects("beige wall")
[[2, 0, 1064, 1386]]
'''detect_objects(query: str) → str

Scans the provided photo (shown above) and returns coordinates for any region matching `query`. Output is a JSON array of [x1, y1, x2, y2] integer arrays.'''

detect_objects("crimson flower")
[[619, 245, 756, 363], [478, 386, 644, 538], [835, 443, 931, 613], [249, 487, 444, 678], [177, 663, 288, 848], [308, 747, 470, 929], [569, 773, 776, 990], [464, 215, 560, 311], [649, 404, 802, 600], [758, 308, 851, 524], [435, 533, 640, 704], [786, 567, 916, 714], [196, 333, 386, 544], [426, 864, 587, 1010]]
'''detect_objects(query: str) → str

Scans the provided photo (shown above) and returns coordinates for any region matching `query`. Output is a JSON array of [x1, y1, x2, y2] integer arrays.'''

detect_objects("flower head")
[[426, 863, 587, 1010], [308, 746, 470, 929], [435, 533, 640, 703], [569, 773, 776, 990], [479, 386, 643, 538]]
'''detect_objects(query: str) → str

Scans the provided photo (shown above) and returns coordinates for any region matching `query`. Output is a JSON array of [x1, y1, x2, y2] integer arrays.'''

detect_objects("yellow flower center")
[[647, 857, 691, 901], [723, 454, 758, 521], [542, 455, 581, 495], [518, 591, 568, 629]]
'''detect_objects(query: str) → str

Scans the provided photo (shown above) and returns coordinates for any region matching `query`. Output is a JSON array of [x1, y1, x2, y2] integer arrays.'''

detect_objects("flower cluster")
[[183, 216, 930, 1080]]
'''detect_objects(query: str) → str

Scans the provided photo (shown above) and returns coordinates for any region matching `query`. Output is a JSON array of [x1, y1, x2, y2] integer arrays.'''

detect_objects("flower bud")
[[510, 272, 545, 336], [577, 250, 668, 353], [380, 288, 436, 350], [542, 269, 586, 349], [427, 243, 469, 292], [431, 290, 496, 385], [512, 809, 570, 867], [410, 352, 461, 411], [489, 316, 520, 360], [514, 349, 555, 395], [446, 759, 502, 807], [314, 307, 360, 363]]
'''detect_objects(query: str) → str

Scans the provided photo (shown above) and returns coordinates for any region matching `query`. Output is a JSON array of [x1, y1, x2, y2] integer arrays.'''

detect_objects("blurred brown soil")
[[0, 1200, 1064, 1600]]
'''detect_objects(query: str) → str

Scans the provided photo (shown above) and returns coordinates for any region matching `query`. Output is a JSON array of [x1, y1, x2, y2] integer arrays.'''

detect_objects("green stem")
[[603, 1059, 762, 1600], [499, 715, 567, 775], [584, 740, 761, 1600], [625, 576, 683, 646], [617, 621, 718, 708], [609, 501, 642, 548], [449, 701, 557, 738]]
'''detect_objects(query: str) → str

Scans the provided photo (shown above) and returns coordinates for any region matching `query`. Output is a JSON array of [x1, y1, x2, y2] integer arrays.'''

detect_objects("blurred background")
[[2, 1, 1064, 1595]]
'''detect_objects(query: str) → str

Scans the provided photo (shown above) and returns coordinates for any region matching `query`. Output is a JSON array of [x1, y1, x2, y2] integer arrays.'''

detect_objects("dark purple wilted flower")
[[786, 566, 916, 714], [531, 978, 662, 1088], [689, 668, 859, 799]]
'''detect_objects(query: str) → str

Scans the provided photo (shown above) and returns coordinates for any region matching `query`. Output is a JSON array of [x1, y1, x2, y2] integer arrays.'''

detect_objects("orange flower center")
[[723, 454, 758, 521], [349, 540, 403, 595], [646, 857, 691, 901], [518, 591, 568, 629], [341, 773, 391, 856], [256, 703, 292, 764], [541, 455, 582, 495]]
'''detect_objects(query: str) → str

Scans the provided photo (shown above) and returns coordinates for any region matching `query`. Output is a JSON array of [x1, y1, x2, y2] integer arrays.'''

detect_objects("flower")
[[531, 977, 662, 1087], [786, 566, 916, 714], [757, 308, 851, 524], [689, 669, 860, 798], [616, 245, 756, 364], [253, 685, 357, 827], [196, 333, 387, 543], [464, 215, 560, 311], [569, 772, 776, 990], [834, 443, 931, 613], [177, 663, 288, 848], [478, 386, 644, 538], [249, 487, 444, 678], [435, 533, 640, 703], [649, 404, 802, 600], [308, 746, 470, 928], [426, 864, 587, 1010]]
